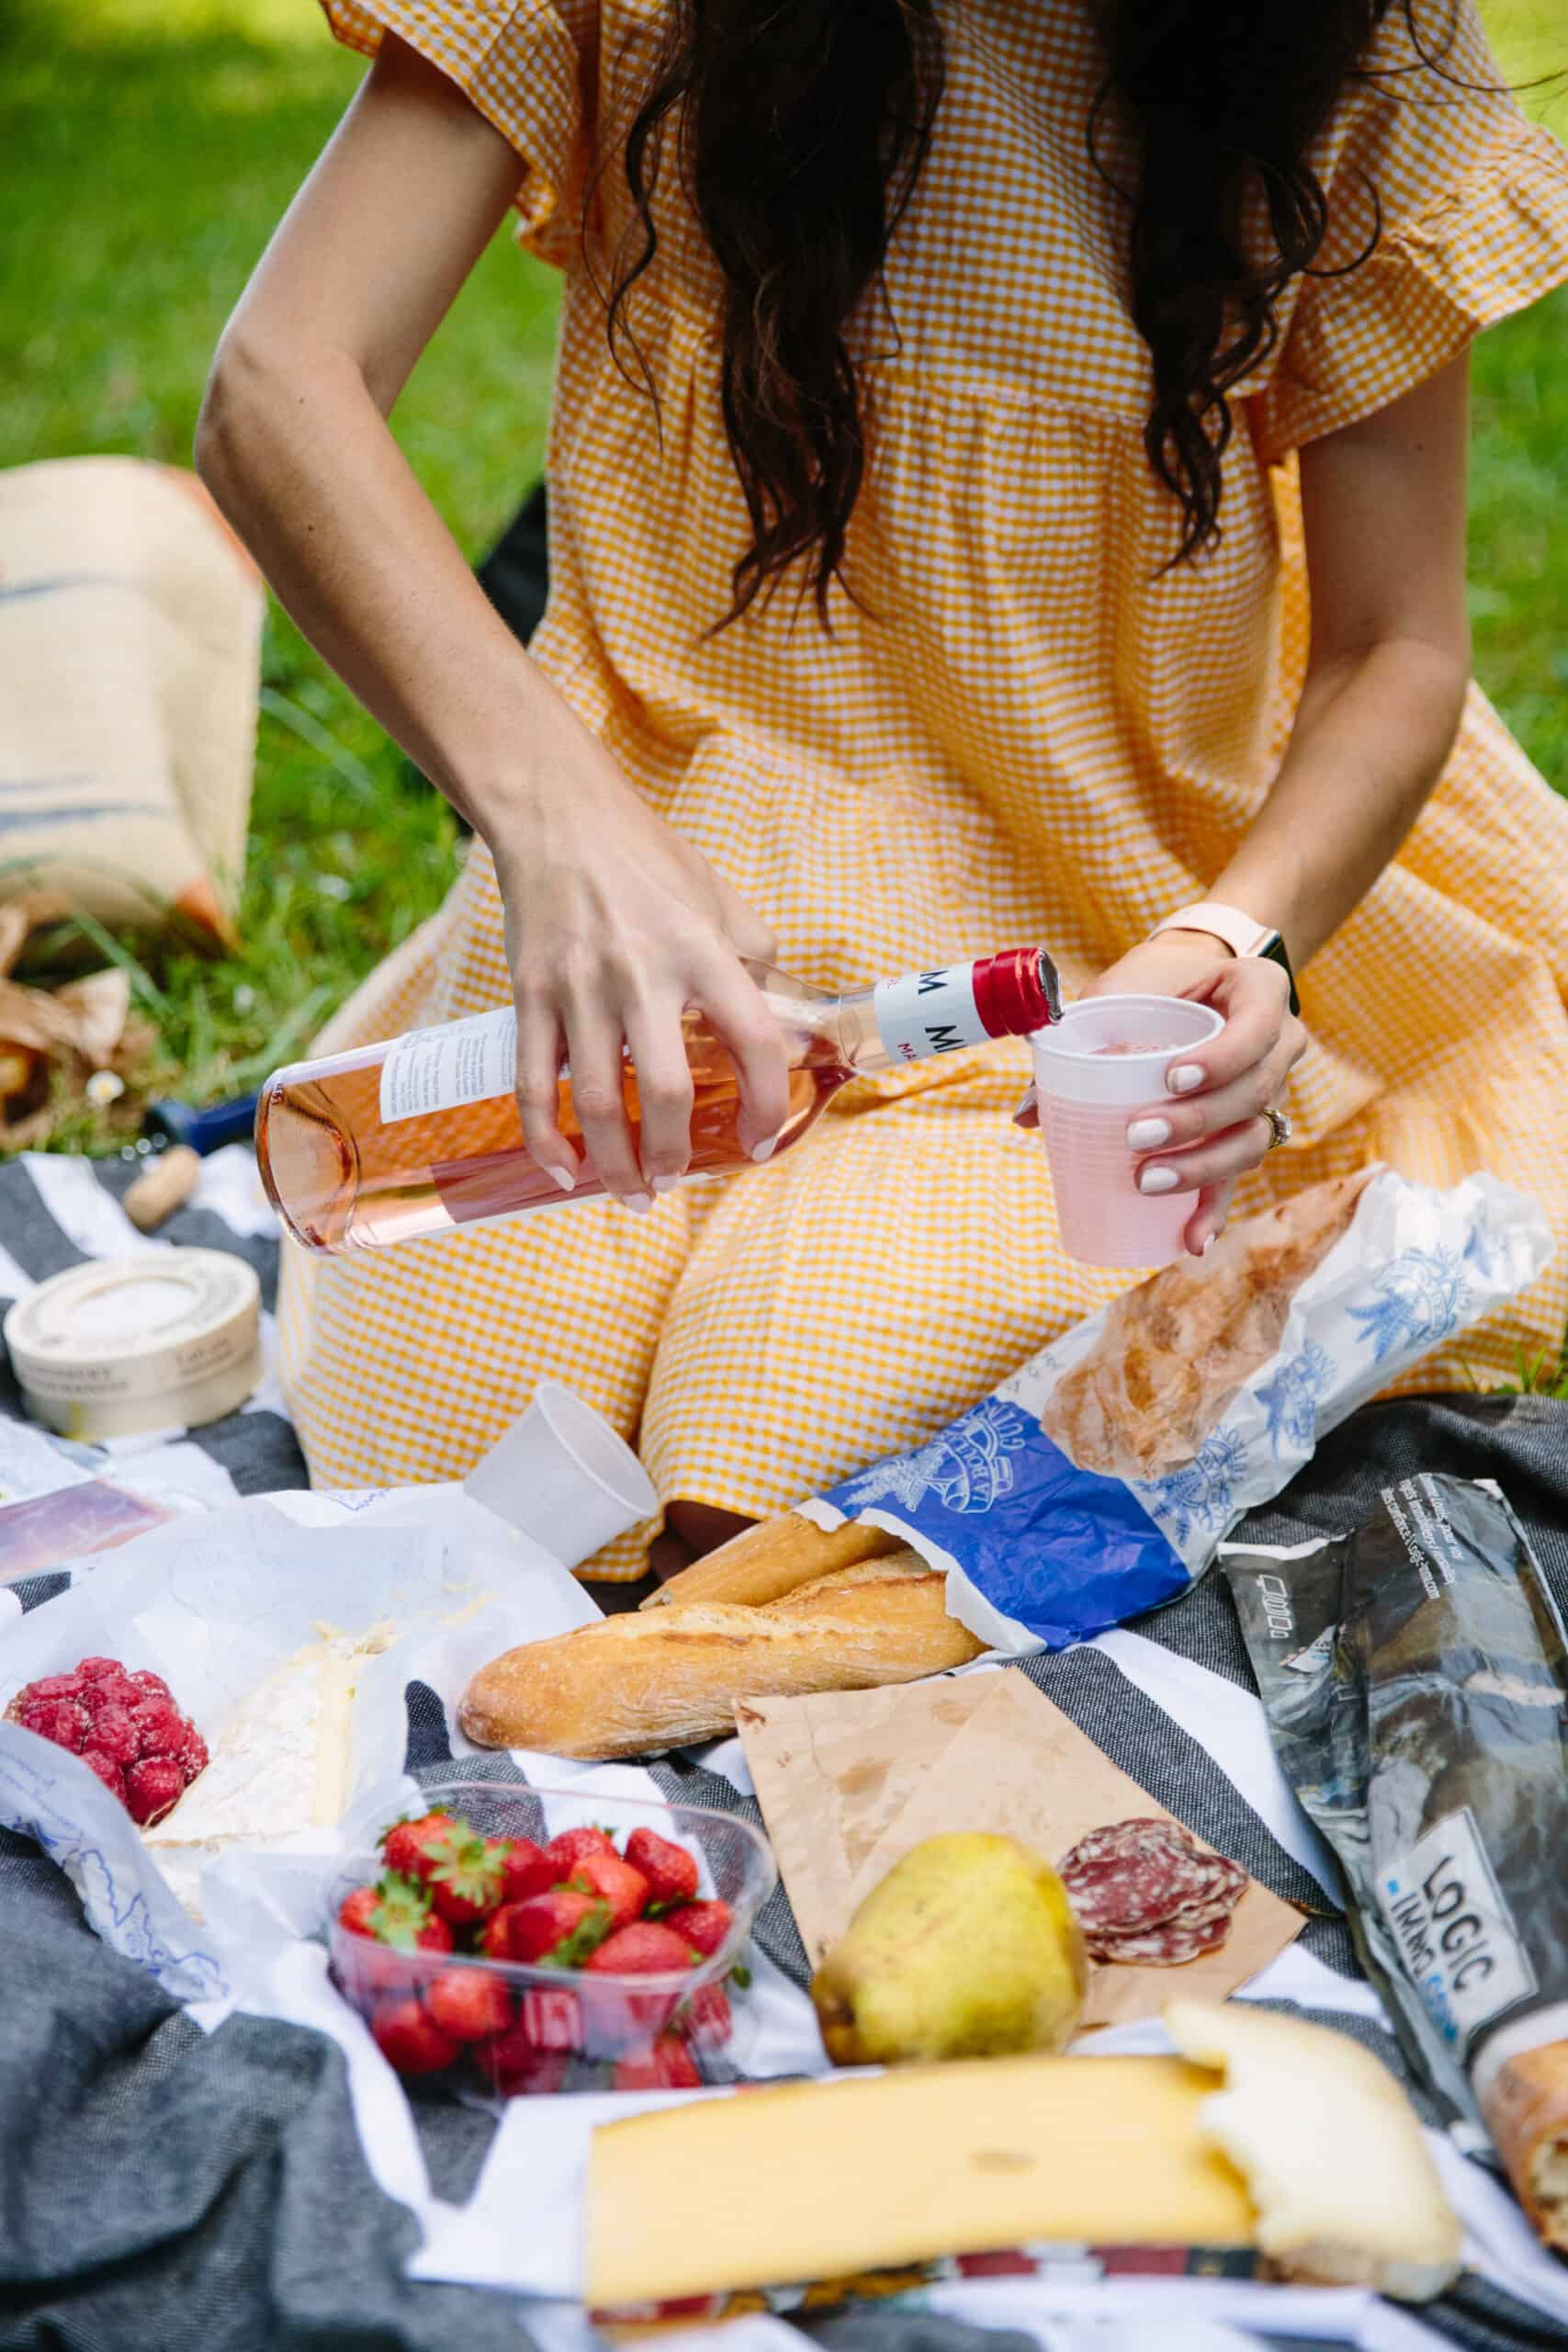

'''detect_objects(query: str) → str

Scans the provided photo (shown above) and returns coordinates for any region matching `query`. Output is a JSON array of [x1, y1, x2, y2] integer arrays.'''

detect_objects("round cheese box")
[[4, 1250, 264, 1439]]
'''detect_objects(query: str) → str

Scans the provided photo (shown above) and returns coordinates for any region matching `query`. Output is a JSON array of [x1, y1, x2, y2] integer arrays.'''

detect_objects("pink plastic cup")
[[1030, 994, 1226, 1269]]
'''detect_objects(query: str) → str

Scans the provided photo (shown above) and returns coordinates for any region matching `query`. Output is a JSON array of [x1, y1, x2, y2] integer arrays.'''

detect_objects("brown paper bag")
[[739, 1668, 1304, 2029]]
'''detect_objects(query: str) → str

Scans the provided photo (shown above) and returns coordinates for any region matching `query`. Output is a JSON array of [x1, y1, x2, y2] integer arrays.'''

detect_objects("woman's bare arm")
[[197, 36, 786, 1204], [1085, 355, 1473, 1252], [1209, 353, 1473, 962]]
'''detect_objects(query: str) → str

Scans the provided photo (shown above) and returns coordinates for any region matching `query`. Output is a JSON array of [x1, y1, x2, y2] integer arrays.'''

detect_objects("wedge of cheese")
[[586, 2004, 1462, 2309], [144, 1621, 400, 1911], [587, 2054, 1251, 2306]]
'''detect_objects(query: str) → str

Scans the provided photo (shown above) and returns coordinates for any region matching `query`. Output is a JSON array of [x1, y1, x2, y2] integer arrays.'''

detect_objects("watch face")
[[1257, 932, 1301, 1016]]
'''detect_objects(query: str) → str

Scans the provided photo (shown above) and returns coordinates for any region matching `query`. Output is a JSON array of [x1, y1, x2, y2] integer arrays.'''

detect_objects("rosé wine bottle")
[[256, 949, 1062, 1254]]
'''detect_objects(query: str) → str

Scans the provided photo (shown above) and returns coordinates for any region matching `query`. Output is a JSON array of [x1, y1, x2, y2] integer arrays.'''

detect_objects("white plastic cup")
[[464, 1379, 658, 1569], [1030, 994, 1226, 1270]]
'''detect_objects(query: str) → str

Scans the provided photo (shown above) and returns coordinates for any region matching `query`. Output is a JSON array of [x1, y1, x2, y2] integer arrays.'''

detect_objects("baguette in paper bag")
[[659, 1171, 1553, 1654]]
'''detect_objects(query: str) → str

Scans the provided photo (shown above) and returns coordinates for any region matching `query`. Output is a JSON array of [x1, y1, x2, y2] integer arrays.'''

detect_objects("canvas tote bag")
[[0, 456, 265, 948]]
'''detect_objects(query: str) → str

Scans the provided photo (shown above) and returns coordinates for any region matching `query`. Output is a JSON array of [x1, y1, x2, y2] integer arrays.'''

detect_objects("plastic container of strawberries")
[[323, 1776, 777, 2097]]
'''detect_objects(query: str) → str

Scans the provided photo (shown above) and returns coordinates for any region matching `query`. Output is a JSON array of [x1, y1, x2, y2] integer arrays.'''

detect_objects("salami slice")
[[1085, 1907, 1235, 1966], [1057, 1816, 1249, 1963], [1055, 1846, 1214, 1933]]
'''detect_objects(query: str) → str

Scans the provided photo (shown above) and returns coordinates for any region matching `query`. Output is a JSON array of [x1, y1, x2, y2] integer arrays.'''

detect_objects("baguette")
[[644, 1512, 904, 1611], [458, 1580, 985, 1760], [1481, 2041, 1568, 2250]]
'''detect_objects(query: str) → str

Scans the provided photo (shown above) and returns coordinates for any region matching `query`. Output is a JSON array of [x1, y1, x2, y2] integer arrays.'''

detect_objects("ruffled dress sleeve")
[[1246, 0, 1568, 463], [320, 1, 599, 264]]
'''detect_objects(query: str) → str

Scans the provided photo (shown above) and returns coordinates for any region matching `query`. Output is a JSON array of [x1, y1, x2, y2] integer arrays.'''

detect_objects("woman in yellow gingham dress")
[[204, 2, 1568, 1576]]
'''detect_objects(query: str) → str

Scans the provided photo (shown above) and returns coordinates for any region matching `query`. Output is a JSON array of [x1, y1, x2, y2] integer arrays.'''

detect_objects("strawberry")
[[499, 1837, 555, 1905], [367, 1872, 455, 1957], [338, 1887, 383, 1941], [661, 1900, 733, 1957], [81, 1749, 125, 1803], [582, 1921, 698, 1975], [519, 1985, 581, 2052], [614, 2034, 702, 2091], [380, 1809, 457, 1882], [474, 2022, 570, 2098], [125, 1757, 186, 1827], [508, 1889, 612, 1966], [625, 1828, 700, 1907], [85, 1702, 140, 1768], [372, 1996, 459, 2077], [18, 1698, 87, 1753], [543, 1826, 616, 1879], [478, 1905, 521, 1962], [426, 1967, 513, 2043], [568, 1848, 649, 1930], [682, 1981, 732, 2050], [425, 1826, 511, 1930], [336, 1875, 453, 2000]]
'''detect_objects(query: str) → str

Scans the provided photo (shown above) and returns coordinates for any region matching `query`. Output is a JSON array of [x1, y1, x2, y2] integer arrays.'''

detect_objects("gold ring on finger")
[[1261, 1105, 1292, 1153]]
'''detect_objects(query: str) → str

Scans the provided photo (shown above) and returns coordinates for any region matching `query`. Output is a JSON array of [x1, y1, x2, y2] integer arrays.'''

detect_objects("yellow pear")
[[810, 1831, 1087, 2067]]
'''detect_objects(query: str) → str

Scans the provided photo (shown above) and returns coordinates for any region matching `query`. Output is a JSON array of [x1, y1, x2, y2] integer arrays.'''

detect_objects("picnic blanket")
[[3, 1147, 1568, 2352]]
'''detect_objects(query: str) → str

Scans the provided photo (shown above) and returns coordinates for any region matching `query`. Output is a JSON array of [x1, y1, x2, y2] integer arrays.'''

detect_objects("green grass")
[[1, 0, 1565, 1150], [1, 0, 559, 1133]]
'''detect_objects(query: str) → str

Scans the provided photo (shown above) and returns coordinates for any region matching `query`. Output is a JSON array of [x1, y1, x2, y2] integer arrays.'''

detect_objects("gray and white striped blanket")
[[2, 1146, 1566, 2352]]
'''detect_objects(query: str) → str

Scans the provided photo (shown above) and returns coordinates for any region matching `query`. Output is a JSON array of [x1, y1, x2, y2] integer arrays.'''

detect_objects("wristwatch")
[[1152, 901, 1299, 1015]]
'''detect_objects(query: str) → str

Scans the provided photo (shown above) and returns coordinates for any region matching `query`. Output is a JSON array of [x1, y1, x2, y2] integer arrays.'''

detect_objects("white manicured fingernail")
[[750, 1136, 777, 1164], [1168, 1065, 1205, 1095], [1126, 1117, 1172, 1150], [1199, 1232, 1215, 1256], [624, 1193, 653, 1215], [649, 1174, 681, 1195], [1138, 1165, 1180, 1195], [550, 1166, 575, 1193]]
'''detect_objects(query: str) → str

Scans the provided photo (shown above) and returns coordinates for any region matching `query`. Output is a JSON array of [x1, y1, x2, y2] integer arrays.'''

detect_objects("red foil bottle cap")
[[971, 947, 1063, 1037]]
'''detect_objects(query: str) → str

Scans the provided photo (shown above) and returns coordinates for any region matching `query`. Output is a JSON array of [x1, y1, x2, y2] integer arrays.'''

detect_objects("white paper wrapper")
[[800, 1172, 1554, 1654], [0, 1493, 598, 2006]]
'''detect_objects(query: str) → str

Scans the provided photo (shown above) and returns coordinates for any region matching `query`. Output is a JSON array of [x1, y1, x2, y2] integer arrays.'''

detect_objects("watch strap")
[[1153, 902, 1300, 1016]]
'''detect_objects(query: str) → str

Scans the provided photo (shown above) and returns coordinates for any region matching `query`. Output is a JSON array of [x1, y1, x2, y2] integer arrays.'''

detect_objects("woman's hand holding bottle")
[[491, 710, 789, 1211]]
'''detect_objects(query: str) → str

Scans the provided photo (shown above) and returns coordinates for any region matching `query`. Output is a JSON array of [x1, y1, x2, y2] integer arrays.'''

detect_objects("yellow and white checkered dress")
[[288, 0, 1568, 1575]]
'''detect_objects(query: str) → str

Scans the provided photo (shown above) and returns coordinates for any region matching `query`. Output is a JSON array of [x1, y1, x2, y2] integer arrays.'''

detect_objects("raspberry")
[[130, 1697, 185, 1758], [86, 1703, 140, 1767], [125, 1757, 186, 1827], [76, 1657, 124, 1682], [172, 1725, 209, 1783], [19, 1699, 88, 1754], [19, 1672, 86, 1704], [82, 1749, 125, 1804], [84, 1673, 138, 1714], [130, 1669, 172, 1701]]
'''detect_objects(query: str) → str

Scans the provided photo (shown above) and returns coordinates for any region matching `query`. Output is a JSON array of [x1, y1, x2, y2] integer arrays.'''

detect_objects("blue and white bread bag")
[[797, 1170, 1553, 1653]]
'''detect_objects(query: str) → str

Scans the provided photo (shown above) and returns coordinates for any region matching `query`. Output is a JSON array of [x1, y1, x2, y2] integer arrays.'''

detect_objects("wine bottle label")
[[380, 1005, 518, 1125], [873, 963, 987, 1064]]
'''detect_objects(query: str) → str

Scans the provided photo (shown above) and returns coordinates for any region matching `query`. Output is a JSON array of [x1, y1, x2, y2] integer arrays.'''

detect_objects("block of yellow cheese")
[[585, 2054, 1252, 2306]]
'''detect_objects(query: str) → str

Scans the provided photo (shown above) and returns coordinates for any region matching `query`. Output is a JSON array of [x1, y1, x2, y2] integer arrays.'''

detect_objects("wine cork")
[[124, 1145, 201, 1232]]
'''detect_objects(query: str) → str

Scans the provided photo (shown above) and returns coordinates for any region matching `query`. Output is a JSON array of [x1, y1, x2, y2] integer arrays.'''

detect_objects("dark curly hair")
[[599, 1, 1462, 621]]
